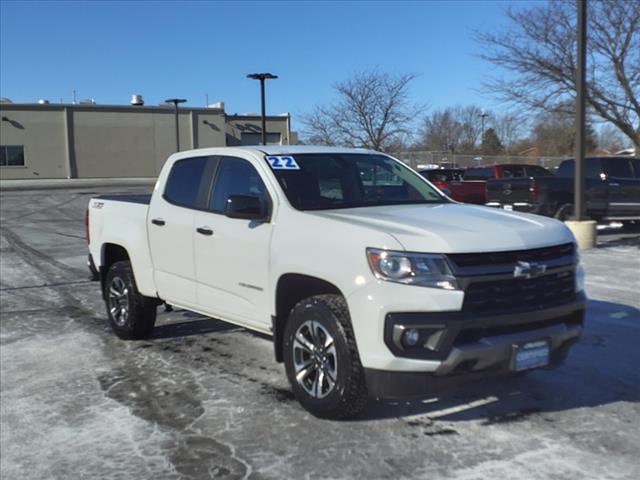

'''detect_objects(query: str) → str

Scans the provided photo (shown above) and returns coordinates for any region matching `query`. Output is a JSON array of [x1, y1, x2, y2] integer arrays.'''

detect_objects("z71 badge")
[[266, 155, 300, 170]]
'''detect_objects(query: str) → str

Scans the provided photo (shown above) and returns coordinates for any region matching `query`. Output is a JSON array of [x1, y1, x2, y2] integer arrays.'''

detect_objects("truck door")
[[193, 155, 273, 331], [148, 156, 215, 308], [603, 158, 640, 219]]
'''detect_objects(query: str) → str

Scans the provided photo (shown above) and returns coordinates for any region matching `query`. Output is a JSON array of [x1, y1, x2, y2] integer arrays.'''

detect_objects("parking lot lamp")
[[480, 110, 490, 143], [165, 98, 187, 152], [247, 73, 278, 145]]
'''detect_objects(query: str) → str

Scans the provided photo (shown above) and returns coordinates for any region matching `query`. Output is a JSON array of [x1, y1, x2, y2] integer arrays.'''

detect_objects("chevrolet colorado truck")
[[486, 157, 640, 224], [87, 146, 586, 419]]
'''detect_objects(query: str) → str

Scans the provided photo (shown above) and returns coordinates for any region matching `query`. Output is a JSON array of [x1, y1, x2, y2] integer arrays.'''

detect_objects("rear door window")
[[605, 158, 634, 178], [164, 157, 210, 208]]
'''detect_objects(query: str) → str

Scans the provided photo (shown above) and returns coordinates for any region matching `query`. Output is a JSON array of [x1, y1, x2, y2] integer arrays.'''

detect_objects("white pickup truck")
[[87, 146, 586, 419]]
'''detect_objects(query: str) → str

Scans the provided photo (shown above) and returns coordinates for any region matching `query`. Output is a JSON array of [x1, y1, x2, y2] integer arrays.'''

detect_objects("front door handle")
[[151, 218, 166, 226], [196, 227, 214, 236]]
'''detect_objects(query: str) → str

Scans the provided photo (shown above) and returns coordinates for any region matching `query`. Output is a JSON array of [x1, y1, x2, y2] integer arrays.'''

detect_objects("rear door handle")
[[196, 227, 214, 236], [151, 218, 165, 226]]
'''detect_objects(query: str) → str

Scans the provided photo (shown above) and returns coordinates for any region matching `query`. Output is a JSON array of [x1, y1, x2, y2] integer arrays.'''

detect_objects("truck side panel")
[[88, 199, 157, 298]]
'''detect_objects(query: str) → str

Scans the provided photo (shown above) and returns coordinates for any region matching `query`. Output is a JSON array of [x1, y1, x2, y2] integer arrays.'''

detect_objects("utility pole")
[[247, 73, 278, 145], [574, 0, 587, 221], [165, 98, 187, 152], [480, 110, 489, 146], [565, 0, 596, 249]]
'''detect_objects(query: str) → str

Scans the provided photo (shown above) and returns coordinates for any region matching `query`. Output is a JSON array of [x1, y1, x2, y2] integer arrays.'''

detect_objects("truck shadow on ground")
[[356, 299, 640, 422], [140, 300, 639, 424]]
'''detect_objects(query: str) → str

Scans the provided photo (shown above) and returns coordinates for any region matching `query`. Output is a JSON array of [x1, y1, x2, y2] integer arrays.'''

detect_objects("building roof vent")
[[37, 99, 50, 104], [0, 97, 13, 104], [79, 98, 96, 105], [130, 94, 144, 106]]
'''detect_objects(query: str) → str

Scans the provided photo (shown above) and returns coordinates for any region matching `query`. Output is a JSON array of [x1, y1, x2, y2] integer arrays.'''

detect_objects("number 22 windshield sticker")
[[266, 156, 300, 170]]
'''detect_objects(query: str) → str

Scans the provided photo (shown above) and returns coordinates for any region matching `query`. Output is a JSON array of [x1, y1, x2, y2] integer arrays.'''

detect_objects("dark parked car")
[[486, 157, 640, 224]]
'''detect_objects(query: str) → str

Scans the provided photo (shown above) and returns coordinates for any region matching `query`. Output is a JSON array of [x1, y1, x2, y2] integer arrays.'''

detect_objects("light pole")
[[165, 98, 187, 152], [480, 110, 489, 146], [247, 73, 278, 145], [574, 0, 587, 221]]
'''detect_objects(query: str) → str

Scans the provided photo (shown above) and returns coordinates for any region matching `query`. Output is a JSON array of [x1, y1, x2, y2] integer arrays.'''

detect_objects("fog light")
[[403, 328, 420, 347]]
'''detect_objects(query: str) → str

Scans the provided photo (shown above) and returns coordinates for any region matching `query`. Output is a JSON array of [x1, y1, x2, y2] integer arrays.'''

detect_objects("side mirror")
[[224, 195, 269, 221]]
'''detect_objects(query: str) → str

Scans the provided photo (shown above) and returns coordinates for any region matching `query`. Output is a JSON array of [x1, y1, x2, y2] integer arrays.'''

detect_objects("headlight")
[[366, 248, 459, 290]]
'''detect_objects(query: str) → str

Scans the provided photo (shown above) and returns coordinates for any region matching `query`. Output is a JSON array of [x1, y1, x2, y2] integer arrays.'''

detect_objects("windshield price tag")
[[266, 156, 300, 170]]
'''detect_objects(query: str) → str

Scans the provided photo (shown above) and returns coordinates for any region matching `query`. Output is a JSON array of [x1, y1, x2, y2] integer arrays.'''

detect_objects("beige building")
[[0, 101, 294, 179]]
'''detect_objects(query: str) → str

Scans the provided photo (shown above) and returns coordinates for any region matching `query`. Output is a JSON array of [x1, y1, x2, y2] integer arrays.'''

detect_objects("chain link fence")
[[395, 151, 567, 171]]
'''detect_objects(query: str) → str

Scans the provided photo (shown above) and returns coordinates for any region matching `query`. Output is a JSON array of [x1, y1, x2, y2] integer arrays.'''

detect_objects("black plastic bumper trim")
[[365, 336, 577, 399], [384, 292, 586, 360]]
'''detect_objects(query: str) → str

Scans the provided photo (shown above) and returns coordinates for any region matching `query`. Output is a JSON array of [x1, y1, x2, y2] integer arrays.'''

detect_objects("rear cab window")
[[500, 165, 526, 178], [557, 158, 603, 179], [524, 165, 554, 177], [464, 167, 494, 180]]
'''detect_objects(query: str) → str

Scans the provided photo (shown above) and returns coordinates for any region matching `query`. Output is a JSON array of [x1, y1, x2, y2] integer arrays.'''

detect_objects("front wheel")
[[104, 260, 157, 339], [283, 294, 368, 419]]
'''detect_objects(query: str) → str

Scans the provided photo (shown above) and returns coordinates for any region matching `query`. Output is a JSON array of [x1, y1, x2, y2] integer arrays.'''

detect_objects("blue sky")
[[0, 0, 536, 130]]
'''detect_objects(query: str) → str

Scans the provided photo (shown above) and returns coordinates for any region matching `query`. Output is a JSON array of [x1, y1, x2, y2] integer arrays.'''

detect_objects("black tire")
[[283, 294, 368, 419], [104, 260, 157, 339], [554, 204, 573, 221]]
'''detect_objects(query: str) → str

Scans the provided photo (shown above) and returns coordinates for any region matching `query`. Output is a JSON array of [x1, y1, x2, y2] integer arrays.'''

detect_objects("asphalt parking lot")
[[1, 186, 639, 480]]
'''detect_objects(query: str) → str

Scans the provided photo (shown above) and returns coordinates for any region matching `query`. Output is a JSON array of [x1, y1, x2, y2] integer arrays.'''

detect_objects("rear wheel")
[[104, 260, 157, 339], [283, 294, 368, 419]]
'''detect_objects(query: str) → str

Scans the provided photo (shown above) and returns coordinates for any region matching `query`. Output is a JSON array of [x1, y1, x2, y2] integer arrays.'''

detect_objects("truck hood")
[[312, 203, 575, 253]]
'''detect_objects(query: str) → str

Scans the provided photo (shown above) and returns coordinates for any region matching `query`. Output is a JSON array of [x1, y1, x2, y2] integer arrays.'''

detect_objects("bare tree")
[[418, 108, 463, 152], [489, 112, 525, 154], [477, 0, 640, 149], [417, 104, 486, 153], [597, 124, 630, 153], [301, 71, 424, 152], [532, 110, 597, 156], [454, 105, 484, 151]]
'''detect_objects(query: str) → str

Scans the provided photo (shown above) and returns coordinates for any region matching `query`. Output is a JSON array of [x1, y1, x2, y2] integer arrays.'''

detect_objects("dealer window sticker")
[[266, 155, 300, 170]]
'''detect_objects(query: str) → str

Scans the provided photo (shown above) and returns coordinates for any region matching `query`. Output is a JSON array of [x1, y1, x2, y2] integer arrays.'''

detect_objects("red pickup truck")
[[419, 168, 485, 204], [465, 164, 554, 182]]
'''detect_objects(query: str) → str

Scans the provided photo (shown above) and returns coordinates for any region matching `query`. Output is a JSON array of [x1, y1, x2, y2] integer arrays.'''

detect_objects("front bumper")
[[365, 294, 585, 399], [365, 334, 577, 399]]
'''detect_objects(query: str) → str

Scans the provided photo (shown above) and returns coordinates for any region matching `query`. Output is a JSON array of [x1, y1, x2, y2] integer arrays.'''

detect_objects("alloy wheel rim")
[[292, 320, 338, 399], [108, 276, 129, 327]]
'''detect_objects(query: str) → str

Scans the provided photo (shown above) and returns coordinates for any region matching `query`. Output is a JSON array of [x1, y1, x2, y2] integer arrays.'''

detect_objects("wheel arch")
[[100, 243, 131, 298], [272, 273, 344, 363]]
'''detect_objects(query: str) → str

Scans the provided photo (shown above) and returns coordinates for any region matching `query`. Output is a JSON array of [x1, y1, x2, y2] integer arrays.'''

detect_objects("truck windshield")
[[266, 153, 447, 211]]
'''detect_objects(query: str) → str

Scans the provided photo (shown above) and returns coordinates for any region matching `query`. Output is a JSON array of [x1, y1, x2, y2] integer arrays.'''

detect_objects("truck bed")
[[94, 194, 152, 205]]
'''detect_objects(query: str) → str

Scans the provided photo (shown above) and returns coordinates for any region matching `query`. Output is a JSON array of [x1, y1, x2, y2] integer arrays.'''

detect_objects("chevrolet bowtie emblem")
[[514, 261, 547, 279]]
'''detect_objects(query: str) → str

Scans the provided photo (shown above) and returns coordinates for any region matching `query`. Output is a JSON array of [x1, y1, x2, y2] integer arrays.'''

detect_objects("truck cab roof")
[[171, 145, 376, 159]]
